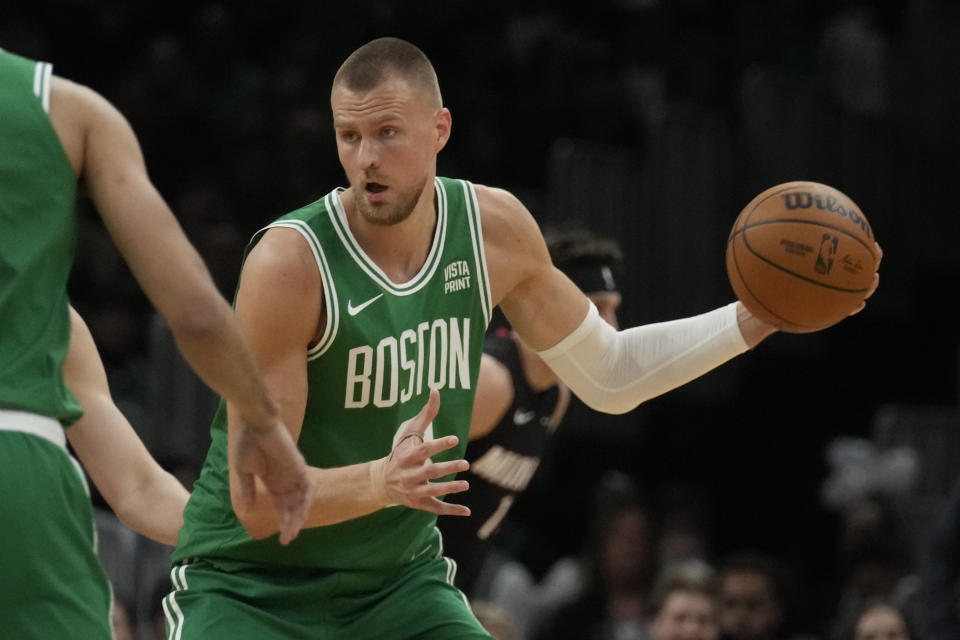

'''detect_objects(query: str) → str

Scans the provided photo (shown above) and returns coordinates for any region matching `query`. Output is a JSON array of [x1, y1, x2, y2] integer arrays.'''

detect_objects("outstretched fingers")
[[429, 458, 470, 478], [418, 435, 461, 460], [426, 497, 471, 517], [382, 389, 473, 517], [407, 389, 440, 438], [413, 478, 471, 516]]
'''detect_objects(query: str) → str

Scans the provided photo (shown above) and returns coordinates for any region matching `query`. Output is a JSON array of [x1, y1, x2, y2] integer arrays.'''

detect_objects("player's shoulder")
[[473, 184, 525, 217], [245, 225, 321, 291], [472, 183, 541, 246], [50, 75, 118, 122]]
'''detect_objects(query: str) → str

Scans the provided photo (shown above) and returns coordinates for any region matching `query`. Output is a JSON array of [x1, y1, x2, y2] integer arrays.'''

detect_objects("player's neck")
[[513, 333, 558, 391], [342, 186, 438, 284]]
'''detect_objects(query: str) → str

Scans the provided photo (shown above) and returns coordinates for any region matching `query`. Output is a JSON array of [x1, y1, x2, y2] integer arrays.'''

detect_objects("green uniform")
[[0, 50, 112, 639], [0, 49, 81, 423], [170, 178, 494, 639]]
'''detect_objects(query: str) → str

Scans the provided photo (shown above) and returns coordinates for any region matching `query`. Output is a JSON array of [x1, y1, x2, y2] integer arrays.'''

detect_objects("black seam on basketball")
[[732, 237, 815, 330], [734, 218, 876, 257], [739, 233, 871, 293], [743, 184, 810, 227]]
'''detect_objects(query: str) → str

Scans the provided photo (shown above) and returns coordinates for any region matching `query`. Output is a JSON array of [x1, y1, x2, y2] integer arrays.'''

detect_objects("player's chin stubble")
[[356, 176, 428, 227]]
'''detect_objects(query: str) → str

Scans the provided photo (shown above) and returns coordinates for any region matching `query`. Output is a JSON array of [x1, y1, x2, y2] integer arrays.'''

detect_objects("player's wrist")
[[368, 457, 390, 506], [735, 301, 779, 348], [237, 389, 283, 434]]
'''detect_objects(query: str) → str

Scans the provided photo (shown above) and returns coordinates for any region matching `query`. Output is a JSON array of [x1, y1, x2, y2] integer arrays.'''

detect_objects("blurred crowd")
[[3, 1, 959, 639]]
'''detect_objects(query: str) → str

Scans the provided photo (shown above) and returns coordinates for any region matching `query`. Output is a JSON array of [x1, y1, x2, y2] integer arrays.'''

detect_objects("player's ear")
[[433, 107, 451, 153]]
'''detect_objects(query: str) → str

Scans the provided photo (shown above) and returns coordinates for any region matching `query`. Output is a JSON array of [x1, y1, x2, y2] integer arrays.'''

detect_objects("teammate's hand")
[[233, 416, 312, 545], [378, 389, 471, 516]]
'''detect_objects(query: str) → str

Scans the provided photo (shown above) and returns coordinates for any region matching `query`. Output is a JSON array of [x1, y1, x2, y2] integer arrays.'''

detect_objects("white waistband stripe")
[[0, 409, 66, 449]]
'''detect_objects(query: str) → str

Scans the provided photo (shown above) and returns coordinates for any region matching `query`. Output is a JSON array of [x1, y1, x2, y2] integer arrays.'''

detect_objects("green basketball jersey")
[[0, 50, 81, 424], [175, 177, 492, 570]]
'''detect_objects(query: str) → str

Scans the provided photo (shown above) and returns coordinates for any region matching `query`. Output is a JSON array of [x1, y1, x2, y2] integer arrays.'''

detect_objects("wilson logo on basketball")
[[780, 192, 873, 240]]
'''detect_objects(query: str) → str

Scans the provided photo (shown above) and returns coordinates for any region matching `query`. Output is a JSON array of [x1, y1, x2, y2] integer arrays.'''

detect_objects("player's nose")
[[357, 138, 380, 167]]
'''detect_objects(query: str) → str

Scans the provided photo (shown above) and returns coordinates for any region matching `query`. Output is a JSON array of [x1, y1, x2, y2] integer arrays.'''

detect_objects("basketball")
[[726, 181, 878, 333]]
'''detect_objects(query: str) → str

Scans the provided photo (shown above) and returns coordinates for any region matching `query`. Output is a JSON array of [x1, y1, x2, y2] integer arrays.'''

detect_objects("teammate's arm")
[[481, 185, 777, 415], [63, 307, 188, 546], [48, 76, 310, 543], [228, 230, 470, 540], [468, 354, 514, 441]]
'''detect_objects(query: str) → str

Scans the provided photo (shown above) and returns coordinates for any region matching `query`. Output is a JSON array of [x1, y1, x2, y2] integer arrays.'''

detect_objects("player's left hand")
[[378, 389, 471, 516]]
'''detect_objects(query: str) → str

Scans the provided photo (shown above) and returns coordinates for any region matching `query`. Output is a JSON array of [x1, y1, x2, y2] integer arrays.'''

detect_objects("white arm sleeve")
[[537, 302, 749, 414]]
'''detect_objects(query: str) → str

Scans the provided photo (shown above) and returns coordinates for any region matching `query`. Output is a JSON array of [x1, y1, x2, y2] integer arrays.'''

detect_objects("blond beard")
[[356, 176, 429, 227]]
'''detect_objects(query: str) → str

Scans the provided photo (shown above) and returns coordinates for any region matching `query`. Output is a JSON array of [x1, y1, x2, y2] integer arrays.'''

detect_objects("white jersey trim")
[[259, 220, 340, 360], [32, 61, 52, 113], [326, 179, 447, 296], [462, 180, 492, 326]]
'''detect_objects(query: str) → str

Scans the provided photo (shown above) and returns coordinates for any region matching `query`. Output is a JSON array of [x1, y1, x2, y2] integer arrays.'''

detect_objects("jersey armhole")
[[461, 180, 493, 327], [257, 221, 339, 359]]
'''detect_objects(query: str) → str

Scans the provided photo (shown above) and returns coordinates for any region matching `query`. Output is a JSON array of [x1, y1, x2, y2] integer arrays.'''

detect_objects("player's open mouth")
[[366, 182, 388, 193]]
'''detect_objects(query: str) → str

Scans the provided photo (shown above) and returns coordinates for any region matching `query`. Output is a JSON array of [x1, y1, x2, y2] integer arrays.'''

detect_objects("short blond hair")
[[332, 37, 442, 106]]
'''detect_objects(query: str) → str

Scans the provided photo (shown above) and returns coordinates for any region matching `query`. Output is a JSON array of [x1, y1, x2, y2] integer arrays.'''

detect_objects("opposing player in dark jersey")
[[0, 48, 308, 639], [441, 228, 623, 596], [167, 37, 878, 640]]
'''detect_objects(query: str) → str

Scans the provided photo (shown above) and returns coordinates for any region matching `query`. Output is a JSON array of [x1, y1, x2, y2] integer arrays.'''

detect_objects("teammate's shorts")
[[0, 415, 113, 640], [163, 536, 493, 640]]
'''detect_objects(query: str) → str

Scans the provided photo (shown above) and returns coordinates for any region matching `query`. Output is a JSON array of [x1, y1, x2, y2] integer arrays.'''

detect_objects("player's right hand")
[[381, 389, 471, 516], [850, 242, 883, 316], [233, 415, 312, 545]]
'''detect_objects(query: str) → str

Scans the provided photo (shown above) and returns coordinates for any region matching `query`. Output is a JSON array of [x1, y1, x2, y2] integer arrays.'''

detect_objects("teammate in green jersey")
[[0, 48, 309, 639], [168, 37, 880, 639]]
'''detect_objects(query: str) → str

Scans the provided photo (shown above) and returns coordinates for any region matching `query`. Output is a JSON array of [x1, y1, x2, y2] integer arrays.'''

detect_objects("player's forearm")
[[92, 174, 280, 430], [65, 394, 189, 545], [112, 471, 189, 545], [538, 302, 751, 414], [236, 460, 388, 539], [165, 295, 280, 430]]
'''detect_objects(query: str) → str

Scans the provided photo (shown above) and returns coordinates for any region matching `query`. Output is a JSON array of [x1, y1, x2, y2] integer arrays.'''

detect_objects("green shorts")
[[0, 425, 112, 639], [164, 540, 493, 639]]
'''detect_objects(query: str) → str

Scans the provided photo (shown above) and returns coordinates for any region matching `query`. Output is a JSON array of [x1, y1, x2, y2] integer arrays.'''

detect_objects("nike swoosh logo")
[[410, 544, 433, 562], [513, 409, 536, 425], [347, 293, 383, 316]]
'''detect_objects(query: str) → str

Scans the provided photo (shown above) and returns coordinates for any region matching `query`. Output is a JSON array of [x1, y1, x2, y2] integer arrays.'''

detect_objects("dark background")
[[4, 0, 959, 629]]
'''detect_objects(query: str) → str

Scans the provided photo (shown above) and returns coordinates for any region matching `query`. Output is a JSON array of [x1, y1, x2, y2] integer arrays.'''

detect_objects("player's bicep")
[[500, 266, 590, 352], [477, 185, 590, 351], [468, 354, 513, 441], [74, 81, 158, 227], [62, 80, 219, 323]]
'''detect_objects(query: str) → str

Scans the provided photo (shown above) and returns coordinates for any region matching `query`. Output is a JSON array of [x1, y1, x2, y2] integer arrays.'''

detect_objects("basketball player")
[[440, 227, 624, 596], [0, 48, 309, 639], [168, 37, 878, 639]]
